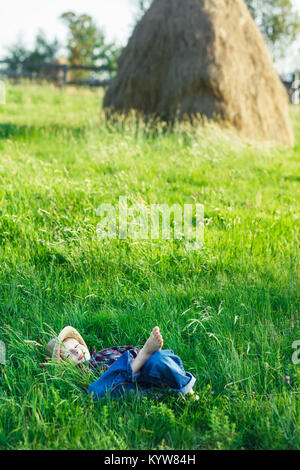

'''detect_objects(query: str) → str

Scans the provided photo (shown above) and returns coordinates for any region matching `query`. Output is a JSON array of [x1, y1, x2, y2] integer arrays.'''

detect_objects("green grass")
[[0, 83, 299, 450]]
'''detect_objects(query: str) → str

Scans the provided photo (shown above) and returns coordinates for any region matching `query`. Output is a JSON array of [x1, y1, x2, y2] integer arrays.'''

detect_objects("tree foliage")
[[4, 13, 120, 80], [244, 0, 300, 59], [5, 31, 59, 71], [60, 11, 121, 75]]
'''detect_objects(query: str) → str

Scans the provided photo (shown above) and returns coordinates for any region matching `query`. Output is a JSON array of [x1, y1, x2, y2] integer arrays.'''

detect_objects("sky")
[[0, 0, 135, 53], [0, 0, 299, 73]]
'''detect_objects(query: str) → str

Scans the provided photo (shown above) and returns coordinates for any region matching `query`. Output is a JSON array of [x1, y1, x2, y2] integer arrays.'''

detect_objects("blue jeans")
[[87, 350, 196, 399]]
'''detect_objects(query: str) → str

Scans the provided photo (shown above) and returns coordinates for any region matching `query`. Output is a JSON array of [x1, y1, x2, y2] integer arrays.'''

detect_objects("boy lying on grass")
[[44, 326, 198, 400]]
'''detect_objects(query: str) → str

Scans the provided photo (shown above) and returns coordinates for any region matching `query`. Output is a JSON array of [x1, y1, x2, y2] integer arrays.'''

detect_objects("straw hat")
[[46, 326, 88, 362]]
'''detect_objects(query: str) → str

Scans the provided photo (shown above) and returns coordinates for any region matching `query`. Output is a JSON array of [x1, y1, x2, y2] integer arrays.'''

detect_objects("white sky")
[[0, 0, 299, 73]]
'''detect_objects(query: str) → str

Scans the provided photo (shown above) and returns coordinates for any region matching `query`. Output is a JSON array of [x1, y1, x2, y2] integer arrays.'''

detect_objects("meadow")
[[0, 83, 299, 450]]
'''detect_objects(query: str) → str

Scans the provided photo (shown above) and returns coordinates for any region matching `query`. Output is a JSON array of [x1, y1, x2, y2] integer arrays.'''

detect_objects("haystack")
[[104, 0, 294, 146]]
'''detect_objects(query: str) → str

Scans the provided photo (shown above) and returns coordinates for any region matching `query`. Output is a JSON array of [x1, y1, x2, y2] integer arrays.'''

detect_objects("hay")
[[104, 0, 294, 147]]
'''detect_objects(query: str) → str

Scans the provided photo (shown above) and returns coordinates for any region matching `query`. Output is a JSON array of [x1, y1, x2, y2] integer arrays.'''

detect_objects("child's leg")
[[137, 350, 196, 396], [130, 326, 163, 374], [87, 350, 134, 399]]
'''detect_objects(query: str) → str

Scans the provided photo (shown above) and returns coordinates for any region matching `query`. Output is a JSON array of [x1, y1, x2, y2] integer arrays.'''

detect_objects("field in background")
[[0, 84, 299, 450]]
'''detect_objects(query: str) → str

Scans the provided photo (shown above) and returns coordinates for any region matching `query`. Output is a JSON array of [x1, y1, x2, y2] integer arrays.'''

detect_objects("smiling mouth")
[[78, 354, 84, 362]]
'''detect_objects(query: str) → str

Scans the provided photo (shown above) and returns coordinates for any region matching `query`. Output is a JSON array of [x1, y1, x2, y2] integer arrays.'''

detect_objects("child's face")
[[60, 338, 90, 365]]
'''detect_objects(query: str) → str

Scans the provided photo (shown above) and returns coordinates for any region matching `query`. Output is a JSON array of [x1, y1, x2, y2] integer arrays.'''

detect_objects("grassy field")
[[0, 83, 299, 450]]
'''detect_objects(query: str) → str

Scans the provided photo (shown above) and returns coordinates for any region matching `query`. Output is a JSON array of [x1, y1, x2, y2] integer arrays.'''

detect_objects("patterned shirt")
[[81, 345, 140, 377]]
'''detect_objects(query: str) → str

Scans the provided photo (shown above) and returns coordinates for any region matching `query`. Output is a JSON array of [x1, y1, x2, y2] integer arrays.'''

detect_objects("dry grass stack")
[[104, 0, 294, 147]]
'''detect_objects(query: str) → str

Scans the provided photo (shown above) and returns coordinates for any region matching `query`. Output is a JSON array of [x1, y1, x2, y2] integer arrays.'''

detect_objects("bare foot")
[[142, 326, 163, 356], [131, 326, 163, 374]]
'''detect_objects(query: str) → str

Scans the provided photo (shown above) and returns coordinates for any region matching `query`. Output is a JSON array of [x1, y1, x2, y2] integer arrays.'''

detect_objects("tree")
[[5, 31, 60, 71], [60, 12, 121, 78], [132, 0, 300, 60], [28, 31, 60, 65], [244, 0, 300, 59]]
